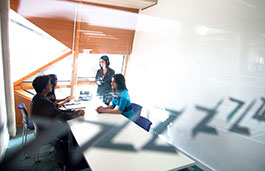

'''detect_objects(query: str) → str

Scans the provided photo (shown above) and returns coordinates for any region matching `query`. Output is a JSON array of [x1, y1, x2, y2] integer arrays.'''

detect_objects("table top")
[[67, 101, 194, 171], [146, 105, 265, 171]]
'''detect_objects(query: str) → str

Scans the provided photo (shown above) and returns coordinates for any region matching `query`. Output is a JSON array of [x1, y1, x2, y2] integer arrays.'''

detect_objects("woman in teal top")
[[96, 74, 134, 119]]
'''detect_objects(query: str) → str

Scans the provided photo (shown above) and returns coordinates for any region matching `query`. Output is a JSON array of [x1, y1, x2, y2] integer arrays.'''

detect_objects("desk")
[[147, 106, 265, 171], [67, 102, 194, 171]]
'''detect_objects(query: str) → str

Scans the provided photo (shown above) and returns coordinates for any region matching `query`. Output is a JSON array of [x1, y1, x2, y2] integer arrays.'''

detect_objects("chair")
[[17, 103, 34, 158], [131, 103, 152, 131], [135, 116, 152, 132], [131, 103, 142, 117], [18, 103, 54, 168]]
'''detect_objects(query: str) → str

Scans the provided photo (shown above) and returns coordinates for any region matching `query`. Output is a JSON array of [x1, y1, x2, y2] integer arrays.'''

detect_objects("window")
[[77, 53, 126, 81]]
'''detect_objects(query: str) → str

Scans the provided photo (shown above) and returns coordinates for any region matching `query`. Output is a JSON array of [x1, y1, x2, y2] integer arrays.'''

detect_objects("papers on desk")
[[64, 102, 81, 106], [63, 102, 86, 110], [68, 106, 86, 110]]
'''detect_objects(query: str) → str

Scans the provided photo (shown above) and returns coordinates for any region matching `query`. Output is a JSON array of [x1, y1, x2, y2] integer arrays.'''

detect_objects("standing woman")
[[95, 55, 115, 105], [96, 74, 134, 119], [47, 74, 71, 108]]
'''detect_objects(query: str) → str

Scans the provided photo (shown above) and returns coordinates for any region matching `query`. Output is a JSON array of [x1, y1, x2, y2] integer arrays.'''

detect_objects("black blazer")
[[95, 67, 115, 96]]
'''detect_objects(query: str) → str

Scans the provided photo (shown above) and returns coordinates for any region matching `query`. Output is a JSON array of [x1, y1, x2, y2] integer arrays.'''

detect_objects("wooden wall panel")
[[14, 91, 32, 126], [28, 17, 75, 49], [79, 25, 135, 54], [10, 0, 138, 55], [10, 0, 20, 11]]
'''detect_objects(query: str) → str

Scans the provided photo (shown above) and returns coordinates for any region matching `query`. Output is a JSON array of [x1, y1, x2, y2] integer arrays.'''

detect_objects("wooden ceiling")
[[66, 0, 158, 9], [10, 0, 157, 55]]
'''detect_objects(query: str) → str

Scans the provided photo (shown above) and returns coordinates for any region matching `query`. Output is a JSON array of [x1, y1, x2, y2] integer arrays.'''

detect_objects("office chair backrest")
[[17, 103, 34, 129], [135, 116, 152, 132], [131, 103, 142, 117]]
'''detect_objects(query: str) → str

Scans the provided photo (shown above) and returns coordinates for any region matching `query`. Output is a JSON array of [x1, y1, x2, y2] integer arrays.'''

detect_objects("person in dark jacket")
[[30, 75, 89, 170], [30, 75, 84, 137], [95, 55, 115, 105]]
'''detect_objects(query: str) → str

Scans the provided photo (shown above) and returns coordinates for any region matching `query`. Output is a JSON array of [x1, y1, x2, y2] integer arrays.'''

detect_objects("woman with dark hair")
[[95, 55, 115, 105], [96, 74, 134, 119], [47, 74, 71, 108]]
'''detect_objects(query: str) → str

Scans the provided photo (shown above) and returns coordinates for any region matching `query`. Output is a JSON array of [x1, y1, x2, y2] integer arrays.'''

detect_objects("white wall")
[[127, 0, 265, 110], [126, 1, 265, 170]]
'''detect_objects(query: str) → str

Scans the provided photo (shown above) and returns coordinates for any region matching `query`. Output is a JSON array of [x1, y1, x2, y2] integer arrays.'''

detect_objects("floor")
[[2, 126, 203, 171], [2, 127, 61, 171]]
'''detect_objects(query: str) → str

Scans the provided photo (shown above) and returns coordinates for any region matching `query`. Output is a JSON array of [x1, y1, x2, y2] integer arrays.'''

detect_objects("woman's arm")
[[96, 105, 122, 114], [56, 96, 71, 108]]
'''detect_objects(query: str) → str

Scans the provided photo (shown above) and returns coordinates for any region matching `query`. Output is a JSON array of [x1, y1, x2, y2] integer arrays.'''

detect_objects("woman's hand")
[[65, 96, 71, 102], [96, 81, 102, 85], [96, 106, 105, 113]]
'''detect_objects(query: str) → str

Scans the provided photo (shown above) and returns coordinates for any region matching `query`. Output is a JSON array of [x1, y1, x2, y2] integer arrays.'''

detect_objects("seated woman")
[[96, 74, 134, 119], [47, 74, 71, 108]]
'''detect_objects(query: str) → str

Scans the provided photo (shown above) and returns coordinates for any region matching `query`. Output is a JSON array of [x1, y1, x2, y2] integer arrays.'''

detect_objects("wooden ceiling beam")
[[64, 0, 157, 10]]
